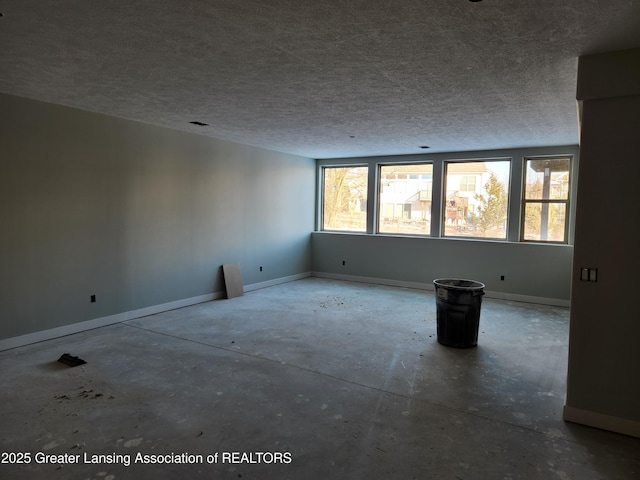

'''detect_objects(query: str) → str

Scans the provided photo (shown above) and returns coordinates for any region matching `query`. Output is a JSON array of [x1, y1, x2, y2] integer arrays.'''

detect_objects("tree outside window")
[[322, 166, 368, 232], [473, 173, 509, 237], [318, 155, 571, 243], [444, 161, 510, 239]]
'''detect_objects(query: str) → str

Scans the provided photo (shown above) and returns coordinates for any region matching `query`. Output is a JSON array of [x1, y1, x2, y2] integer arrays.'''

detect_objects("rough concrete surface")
[[1, 278, 638, 479]]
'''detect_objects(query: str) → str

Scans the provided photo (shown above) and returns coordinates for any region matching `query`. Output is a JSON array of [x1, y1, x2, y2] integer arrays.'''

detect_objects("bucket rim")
[[433, 278, 485, 290]]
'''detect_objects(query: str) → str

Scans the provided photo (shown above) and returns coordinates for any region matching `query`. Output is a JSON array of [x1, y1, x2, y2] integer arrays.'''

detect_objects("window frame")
[[316, 150, 576, 245], [520, 156, 572, 244]]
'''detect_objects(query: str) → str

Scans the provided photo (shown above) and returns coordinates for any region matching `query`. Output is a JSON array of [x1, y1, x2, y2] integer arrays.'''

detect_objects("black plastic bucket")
[[433, 278, 485, 348]]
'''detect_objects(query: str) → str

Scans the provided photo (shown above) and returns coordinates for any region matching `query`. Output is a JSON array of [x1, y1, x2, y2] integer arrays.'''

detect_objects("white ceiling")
[[1, 1, 639, 159]]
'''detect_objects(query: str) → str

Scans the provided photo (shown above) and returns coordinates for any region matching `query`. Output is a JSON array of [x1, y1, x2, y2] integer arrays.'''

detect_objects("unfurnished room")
[[1, 1, 639, 479]]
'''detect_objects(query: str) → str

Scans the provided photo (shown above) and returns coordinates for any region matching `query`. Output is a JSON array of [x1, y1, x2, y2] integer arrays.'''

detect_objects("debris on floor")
[[57, 353, 86, 367]]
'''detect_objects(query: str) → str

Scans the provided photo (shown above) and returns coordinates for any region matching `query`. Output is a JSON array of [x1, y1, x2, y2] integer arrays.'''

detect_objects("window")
[[322, 166, 368, 232], [522, 157, 571, 243], [317, 151, 574, 244], [444, 160, 510, 239], [459, 176, 476, 192], [378, 163, 433, 235]]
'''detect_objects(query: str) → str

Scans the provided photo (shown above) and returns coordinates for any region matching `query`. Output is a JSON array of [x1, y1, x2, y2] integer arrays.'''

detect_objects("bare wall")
[[0, 93, 315, 342], [312, 233, 573, 304], [564, 48, 640, 437]]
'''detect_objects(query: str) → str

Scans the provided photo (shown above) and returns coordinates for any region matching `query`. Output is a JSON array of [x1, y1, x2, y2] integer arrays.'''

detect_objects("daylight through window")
[[322, 166, 368, 232], [522, 157, 571, 243], [378, 164, 433, 235], [318, 153, 573, 244], [443, 161, 511, 240]]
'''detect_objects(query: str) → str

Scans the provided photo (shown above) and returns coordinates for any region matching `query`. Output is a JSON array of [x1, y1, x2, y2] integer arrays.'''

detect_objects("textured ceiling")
[[1, 1, 640, 159]]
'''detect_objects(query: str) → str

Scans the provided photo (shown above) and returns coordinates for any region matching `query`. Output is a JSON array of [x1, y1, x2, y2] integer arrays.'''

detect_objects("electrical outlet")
[[90, 295, 96, 303], [500, 275, 505, 281], [342, 260, 346, 266], [259, 266, 263, 272]]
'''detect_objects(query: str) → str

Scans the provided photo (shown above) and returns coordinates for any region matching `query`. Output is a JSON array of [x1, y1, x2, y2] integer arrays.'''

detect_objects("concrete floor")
[[1, 277, 638, 479]]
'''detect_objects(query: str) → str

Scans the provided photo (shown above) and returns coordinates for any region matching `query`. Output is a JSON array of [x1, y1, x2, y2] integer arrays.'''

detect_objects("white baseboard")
[[482, 290, 570, 307], [0, 273, 314, 352], [311, 271, 570, 307], [244, 271, 312, 293], [563, 405, 640, 438], [311, 271, 428, 291], [0, 291, 223, 352], [0, 270, 565, 351]]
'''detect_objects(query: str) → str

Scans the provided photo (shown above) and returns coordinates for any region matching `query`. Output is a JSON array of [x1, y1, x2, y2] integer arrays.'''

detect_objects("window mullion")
[[366, 163, 377, 234]]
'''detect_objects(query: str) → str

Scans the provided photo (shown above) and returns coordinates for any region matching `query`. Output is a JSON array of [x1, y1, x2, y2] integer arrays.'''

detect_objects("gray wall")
[[564, 49, 640, 436], [312, 233, 573, 304], [0, 93, 315, 342], [313, 146, 579, 305]]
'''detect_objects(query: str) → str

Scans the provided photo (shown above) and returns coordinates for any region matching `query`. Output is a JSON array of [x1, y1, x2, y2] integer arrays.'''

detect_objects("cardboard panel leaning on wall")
[[0, 93, 315, 343]]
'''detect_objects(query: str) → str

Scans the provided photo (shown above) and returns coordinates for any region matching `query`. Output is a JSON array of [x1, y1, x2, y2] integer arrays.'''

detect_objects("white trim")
[[312, 271, 427, 291], [0, 292, 223, 352], [127, 293, 222, 319], [244, 271, 312, 293], [0, 273, 314, 352], [482, 290, 570, 307], [563, 405, 640, 438], [311, 271, 570, 307], [0, 270, 565, 351]]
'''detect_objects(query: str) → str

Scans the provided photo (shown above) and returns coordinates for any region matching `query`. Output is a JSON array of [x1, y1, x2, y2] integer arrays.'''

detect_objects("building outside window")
[[522, 157, 571, 243], [444, 160, 511, 239], [318, 153, 573, 243], [459, 176, 477, 192], [378, 164, 433, 235], [322, 166, 368, 232]]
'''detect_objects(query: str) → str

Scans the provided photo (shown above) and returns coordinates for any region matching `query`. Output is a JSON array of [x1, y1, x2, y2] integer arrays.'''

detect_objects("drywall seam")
[[311, 271, 570, 307], [563, 405, 640, 439]]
